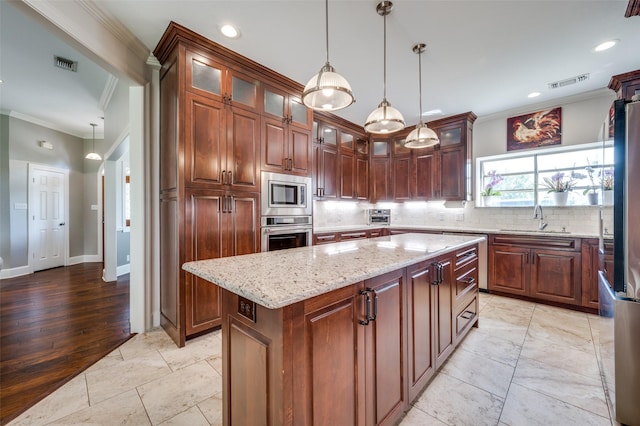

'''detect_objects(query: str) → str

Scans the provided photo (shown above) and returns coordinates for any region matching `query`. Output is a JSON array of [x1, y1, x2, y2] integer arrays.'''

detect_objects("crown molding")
[[99, 75, 119, 112]]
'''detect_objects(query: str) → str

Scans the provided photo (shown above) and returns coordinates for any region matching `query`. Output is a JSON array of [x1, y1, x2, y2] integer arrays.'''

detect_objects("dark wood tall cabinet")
[[154, 22, 307, 346]]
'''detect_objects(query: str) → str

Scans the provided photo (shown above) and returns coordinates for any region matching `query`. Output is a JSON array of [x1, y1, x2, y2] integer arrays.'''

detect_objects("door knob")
[[59, 222, 66, 226]]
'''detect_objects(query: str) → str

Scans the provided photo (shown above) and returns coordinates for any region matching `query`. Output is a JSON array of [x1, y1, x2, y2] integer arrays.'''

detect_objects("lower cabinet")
[[221, 244, 479, 425], [184, 190, 260, 337], [489, 234, 582, 306]]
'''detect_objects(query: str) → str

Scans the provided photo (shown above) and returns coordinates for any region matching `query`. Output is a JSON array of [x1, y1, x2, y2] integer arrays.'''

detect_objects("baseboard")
[[117, 264, 130, 277], [68, 255, 101, 265], [0, 265, 32, 279]]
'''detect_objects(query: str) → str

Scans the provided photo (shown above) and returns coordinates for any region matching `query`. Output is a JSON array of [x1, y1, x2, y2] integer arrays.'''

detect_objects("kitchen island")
[[184, 233, 484, 425]]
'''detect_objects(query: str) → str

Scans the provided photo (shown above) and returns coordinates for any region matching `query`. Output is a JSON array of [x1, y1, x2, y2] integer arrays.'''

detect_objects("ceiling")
[[1, 1, 639, 139]]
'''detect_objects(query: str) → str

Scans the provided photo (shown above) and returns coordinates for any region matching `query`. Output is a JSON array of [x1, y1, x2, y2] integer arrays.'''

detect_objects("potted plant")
[[542, 171, 577, 205], [583, 161, 599, 205], [481, 170, 503, 206], [601, 168, 614, 205]]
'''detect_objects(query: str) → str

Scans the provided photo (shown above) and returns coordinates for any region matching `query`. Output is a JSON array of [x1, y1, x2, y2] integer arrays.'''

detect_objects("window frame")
[[476, 141, 613, 207]]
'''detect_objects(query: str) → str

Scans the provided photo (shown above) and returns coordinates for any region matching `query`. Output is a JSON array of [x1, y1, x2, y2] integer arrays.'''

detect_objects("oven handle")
[[262, 226, 313, 235]]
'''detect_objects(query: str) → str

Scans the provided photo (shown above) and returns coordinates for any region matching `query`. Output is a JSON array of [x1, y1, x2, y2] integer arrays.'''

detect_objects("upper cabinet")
[[313, 113, 368, 200], [261, 85, 312, 176], [430, 112, 476, 201], [187, 50, 261, 113], [384, 111, 476, 202]]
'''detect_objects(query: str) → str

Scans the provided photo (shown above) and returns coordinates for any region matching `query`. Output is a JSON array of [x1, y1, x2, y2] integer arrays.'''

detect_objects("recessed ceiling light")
[[528, 92, 541, 98], [220, 24, 240, 39], [423, 109, 443, 116], [594, 39, 618, 52]]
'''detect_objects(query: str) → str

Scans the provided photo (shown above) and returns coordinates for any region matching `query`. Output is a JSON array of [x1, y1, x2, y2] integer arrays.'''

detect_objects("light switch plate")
[[14, 203, 27, 210], [91, 204, 99, 210]]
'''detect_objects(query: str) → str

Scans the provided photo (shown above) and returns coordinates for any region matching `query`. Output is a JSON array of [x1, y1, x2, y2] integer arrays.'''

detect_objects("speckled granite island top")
[[183, 233, 484, 309]]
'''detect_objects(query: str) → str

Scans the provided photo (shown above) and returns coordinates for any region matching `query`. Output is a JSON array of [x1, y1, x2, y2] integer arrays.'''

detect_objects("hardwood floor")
[[0, 263, 132, 425]]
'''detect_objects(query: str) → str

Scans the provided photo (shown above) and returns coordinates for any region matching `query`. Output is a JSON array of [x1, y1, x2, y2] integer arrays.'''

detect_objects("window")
[[477, 142, 613, 207]]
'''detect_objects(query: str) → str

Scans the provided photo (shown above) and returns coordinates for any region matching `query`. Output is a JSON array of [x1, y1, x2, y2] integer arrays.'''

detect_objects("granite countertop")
[[183, 233, 485, 309], [313, 224, 603, 239]]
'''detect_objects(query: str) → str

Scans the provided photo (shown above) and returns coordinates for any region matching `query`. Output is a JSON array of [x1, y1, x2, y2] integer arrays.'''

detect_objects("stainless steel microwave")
[[261, 172, 312, 216]]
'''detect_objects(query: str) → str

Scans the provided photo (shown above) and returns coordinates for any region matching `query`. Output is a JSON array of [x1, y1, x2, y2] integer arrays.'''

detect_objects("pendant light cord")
[[325, 0, 330, 64], [383, 10, 387, 101], [417, 48, 423, 124]]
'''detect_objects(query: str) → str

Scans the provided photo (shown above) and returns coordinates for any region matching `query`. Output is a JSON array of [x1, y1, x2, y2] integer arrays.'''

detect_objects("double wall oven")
[[261, 172, 312, 252]]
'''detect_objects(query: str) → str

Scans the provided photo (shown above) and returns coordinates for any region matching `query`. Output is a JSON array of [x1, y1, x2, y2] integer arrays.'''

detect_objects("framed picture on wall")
[[507, 107, 562, 151]]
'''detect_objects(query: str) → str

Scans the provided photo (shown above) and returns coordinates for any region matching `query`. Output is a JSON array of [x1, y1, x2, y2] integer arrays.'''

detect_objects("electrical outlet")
[[438, 213, 445, 221], [456, 213, 464, 221]]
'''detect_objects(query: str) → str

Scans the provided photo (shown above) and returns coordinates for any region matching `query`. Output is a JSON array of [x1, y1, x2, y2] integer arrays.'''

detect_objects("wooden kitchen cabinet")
[[291, 284, 366, 425], [185, 86, 260, 192], [313, 115, 368, 200], [581, 238, 600, 310], [430, 112, 476, 201], [363, 269, 408, 426], [406, 260, 436, 401], [370, 139, 391, 202], [313, 229, 386, 245], [262, 85, 312, 176], [184, 190, 259, 335], [186, 49, 261, 113], [406, 246, 478, 401], [312, 120, 339, 199], [582, 238, 614, 310], [155, 22, 304, 345], [489, 234, 582, 307]]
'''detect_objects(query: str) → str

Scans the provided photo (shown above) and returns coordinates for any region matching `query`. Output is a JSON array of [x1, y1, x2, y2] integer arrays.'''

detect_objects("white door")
[[30, 167, 66, 271]]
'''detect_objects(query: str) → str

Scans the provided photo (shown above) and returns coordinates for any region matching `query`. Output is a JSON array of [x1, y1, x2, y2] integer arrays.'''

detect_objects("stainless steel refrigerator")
[[598, 98, 640, 425]]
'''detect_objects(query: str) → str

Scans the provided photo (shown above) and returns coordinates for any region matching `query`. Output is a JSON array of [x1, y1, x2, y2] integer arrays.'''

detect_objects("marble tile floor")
[[9, 294, 614, 426]]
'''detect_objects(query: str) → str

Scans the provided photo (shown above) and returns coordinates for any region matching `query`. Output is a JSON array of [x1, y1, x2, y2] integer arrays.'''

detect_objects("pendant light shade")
[[404, 43, 440, 149], [302, 0, 355, 111], [85, 123, 102, 160], [364, 1, 405, 134]]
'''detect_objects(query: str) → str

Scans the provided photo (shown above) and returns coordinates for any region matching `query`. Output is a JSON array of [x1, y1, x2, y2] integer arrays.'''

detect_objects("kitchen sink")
[[498, 229, 571, 234]]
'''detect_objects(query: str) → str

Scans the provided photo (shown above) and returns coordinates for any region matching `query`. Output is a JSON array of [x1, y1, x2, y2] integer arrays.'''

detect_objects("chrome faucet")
[[533, 204, 548, 231]]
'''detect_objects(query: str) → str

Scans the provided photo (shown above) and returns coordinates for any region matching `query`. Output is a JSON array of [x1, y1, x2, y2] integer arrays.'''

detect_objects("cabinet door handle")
[[288, 158, 293, 170], [525, 252, 530, 264], [228, 171, 232, 185], [359, 289, 372, 326], [431, 262, 441, 285], [227, 195, 233, 213], [371, 288, 378, 321]]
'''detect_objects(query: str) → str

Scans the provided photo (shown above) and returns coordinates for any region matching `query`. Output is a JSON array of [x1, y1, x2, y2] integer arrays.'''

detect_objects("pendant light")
[[364, 1, 405, 134], [85, 123, 102, 160], [404, 44, 440, 148], [302, 0, 355, 111]]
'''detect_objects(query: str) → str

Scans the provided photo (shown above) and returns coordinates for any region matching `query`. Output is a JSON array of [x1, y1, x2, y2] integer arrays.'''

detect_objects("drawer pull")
[[464, 277, 475, 284], [460, 310, 475, 320]]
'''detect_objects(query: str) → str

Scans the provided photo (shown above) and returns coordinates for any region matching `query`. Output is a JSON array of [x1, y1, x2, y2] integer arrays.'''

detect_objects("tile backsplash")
[[313, 200, 612, 236]]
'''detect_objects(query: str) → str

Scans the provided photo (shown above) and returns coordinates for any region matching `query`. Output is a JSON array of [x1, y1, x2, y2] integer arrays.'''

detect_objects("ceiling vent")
[[548, 73, 590, 89], [54, 55, 78, 72]]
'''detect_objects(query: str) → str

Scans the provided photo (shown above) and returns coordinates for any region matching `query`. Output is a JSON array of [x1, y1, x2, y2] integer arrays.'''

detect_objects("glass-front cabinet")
[[187, 50, 260, 112]]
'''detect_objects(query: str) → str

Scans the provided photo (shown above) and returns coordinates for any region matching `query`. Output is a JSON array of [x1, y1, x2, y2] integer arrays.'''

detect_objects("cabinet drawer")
[[313, 233, 339, 245], [455, 296, 478, 341], [454, 266, 478, 303], [339, 231, 367, 241], [454, 245, 478, 270], [490, 234, 581, 251]]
